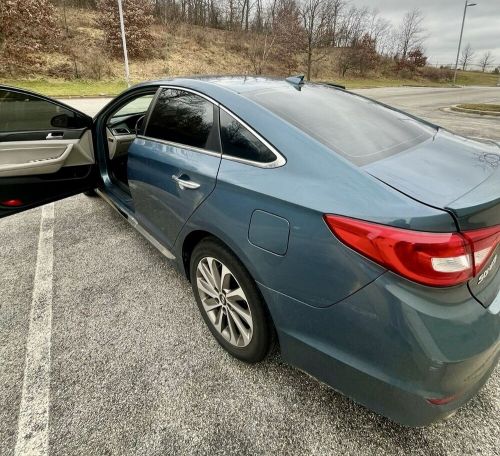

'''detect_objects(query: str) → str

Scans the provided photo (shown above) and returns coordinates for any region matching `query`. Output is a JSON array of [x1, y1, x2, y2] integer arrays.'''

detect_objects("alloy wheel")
[[196, 256, 253, 347]]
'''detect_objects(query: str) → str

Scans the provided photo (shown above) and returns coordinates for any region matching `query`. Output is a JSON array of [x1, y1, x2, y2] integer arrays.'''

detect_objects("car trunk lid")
[[364, 129, 500, 307]]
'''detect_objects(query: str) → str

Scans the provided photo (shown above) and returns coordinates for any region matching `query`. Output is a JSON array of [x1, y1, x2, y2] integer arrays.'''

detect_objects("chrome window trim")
[[136, 135, 222, 158], [219, 105, 286, 169], [159, 85, 221, 107], [156, 85, 287, 169]]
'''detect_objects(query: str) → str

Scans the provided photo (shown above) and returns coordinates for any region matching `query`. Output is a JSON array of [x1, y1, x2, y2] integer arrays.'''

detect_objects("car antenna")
[[285, 75, 305, 90]]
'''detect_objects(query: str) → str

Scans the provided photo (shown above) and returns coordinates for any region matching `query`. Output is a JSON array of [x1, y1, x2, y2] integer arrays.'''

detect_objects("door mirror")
[[135, 115, 145, 134], [51, 114, 70, 128], [51, 113, 90, 129]]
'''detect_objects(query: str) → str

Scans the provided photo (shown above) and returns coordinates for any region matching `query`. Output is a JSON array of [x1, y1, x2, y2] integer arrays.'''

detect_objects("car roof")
[[134, 75, 297, 94]]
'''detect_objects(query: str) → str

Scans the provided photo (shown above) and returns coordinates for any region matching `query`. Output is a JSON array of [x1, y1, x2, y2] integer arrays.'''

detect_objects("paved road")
[[1, 87, 499, 456], [356, 86, 500, 140]]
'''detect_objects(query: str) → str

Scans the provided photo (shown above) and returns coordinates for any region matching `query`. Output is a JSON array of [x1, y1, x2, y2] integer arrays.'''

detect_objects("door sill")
[[96, 188, 176, 260]]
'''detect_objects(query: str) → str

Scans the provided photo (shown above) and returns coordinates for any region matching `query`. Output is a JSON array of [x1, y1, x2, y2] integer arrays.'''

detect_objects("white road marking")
[[15, 203, 55, 456]]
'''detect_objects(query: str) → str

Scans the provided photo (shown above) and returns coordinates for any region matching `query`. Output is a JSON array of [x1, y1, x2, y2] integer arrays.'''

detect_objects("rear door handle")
[[172, 175, 200, 190], [46, 132, 64, 140]]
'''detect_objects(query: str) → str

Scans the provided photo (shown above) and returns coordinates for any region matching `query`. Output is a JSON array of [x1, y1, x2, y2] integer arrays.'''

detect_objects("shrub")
[[96, 0, 154, 58], [61, 47, 114, 80], [419, 66, 453, 82], [0, 0, 60, 74]]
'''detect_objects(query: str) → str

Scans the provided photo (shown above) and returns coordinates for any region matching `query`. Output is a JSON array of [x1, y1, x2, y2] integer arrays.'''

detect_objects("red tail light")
[[1, 198, 23, 207], [324, 215, 500, 287]]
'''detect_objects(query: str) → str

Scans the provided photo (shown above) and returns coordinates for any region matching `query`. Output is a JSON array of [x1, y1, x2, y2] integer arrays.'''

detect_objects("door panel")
[[0, 86, 97, 217], [128, 137, 221, 249], [0, 130, 94, 177]]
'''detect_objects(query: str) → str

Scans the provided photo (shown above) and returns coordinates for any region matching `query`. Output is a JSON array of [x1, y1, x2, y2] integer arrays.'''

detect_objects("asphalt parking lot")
[[1, 87, 499, 455]]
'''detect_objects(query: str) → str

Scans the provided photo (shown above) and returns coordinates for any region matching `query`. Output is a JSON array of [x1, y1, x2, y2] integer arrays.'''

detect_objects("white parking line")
[[14, 203, 55, 456]]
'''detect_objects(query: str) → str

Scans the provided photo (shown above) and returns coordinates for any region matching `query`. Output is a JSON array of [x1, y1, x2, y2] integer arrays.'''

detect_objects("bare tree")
[[367, 10, 392, 55], [397, 8, 425, 60], [299, 0, 329, 81], [246, 32, 276, 74], [273, 0, 304, 73], [459, 43, 475, 71], [479, 51, 494, 72], [323, 0, 344, 47], [97, 0, 155, 58]]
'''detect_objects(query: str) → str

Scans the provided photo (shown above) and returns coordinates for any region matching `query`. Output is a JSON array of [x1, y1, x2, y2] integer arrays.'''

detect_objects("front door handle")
[[172, 175, 200, 190], [46, 132, 64, 140]]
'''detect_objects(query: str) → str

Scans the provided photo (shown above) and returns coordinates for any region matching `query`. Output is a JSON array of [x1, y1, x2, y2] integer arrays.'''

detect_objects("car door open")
[[0, 86, 98, 218]]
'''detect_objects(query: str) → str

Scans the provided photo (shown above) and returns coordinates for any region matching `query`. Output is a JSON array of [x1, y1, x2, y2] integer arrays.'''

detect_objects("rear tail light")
[[324, 215, 500, 287], [0, 198, 23, 207], [462, 225, 500, 274]]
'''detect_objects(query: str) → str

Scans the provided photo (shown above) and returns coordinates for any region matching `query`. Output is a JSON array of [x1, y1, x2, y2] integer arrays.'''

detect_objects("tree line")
[[0, 0, 497, 79]]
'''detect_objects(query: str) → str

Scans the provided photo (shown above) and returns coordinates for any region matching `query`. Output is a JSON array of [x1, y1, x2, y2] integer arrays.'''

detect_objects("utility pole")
[[453, 1, 477, 86], [117, 0, 130, 87]]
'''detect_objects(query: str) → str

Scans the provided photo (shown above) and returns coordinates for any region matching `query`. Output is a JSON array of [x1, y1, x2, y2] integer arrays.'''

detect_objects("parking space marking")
[[14, 203, 54, 456]]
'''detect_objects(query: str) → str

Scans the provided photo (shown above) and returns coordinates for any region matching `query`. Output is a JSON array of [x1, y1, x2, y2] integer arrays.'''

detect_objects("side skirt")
[[96, 189, 176, 260]]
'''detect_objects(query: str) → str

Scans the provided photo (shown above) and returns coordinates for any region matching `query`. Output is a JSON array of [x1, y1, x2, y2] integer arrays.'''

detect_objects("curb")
[[450, 105, 500, 117]]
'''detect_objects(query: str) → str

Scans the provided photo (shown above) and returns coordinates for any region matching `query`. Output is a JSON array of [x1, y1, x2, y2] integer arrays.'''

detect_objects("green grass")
[[1, 70, 498, 97], [0, 79, 129, 97], [336, 77, 443, 89], [455, 70, 500, 86], [457, 103, 500, 112]]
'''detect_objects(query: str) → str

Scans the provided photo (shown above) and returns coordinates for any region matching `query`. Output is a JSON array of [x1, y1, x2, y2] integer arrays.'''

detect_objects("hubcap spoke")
[[203, 298, 222, 312], [213, 308, 224, 333], [200, 261, 218, 292], [226, 312, 238, 343], [226, 299, 252, 327], [197, 277, 218, 299], [227, 308, 251, 345], [196, 256, 253, 348], [225, 287, 246, 302], [208, 258, 222, 291], [220, 264, 232, 291]]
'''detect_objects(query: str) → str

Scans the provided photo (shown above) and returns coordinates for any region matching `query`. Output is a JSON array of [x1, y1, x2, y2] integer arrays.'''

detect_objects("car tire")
[[83, 189, 98, 197], [190, 237, 274, 363]]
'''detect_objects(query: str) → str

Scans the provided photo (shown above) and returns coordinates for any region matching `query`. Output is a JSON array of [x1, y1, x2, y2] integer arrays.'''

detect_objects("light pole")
[[453, 0, 477, 85], [117, 0, 130, 87]]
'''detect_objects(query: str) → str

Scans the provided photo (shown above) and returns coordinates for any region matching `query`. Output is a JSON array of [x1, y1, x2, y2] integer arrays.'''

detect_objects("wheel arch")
[[180, 229, 278, 335], [181, 229, 257, 284]]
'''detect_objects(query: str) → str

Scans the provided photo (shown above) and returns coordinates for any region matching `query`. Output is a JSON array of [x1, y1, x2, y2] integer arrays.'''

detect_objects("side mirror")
[[135, 115, 146, 135], [51, 113, 91, 129], [51, 114, 71, 128]]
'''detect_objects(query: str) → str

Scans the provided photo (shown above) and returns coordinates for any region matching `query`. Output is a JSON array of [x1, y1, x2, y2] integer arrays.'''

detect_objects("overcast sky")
[[353, 0, 500, 67]]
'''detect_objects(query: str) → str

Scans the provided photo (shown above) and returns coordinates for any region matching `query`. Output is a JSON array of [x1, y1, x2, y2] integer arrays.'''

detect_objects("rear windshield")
[[245, 84, 435, 166]]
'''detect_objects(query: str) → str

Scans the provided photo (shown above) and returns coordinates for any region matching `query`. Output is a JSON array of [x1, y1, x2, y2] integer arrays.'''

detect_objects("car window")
[[245, 84, 435, 166], [0, 89, 87, 132], [145, 88, 216, 151], [112, 94, 154, 119], [219, 110, 276, 163]]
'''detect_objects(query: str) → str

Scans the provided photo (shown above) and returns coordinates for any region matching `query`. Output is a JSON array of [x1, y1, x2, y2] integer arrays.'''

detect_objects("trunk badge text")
[[478, 255, 497, 285]]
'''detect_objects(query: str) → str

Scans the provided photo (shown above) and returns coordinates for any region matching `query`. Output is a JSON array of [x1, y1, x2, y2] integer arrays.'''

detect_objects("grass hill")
[[1, 7, 498, 97]]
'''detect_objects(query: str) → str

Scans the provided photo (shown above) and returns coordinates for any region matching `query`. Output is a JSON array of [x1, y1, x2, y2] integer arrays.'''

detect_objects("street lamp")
[[453, 1, 477, 85], [117, 0, 130, 87]]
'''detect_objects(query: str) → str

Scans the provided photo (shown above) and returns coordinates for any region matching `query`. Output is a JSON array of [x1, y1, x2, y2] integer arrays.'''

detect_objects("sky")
[[353, 0, 500, 68]]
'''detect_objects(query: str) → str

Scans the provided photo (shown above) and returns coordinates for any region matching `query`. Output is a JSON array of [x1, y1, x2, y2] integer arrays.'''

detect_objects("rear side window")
[[0, 89, 88, 132], [145, 88, 216, 150], [220, 110, 276, 163]]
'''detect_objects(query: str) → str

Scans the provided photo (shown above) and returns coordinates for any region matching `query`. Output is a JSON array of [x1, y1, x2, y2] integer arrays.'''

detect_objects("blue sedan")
[[0, 76, 498, 426]]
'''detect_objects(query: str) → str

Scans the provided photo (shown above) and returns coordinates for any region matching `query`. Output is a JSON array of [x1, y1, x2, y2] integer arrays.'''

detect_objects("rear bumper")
[[258, 272, 500, 426]]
